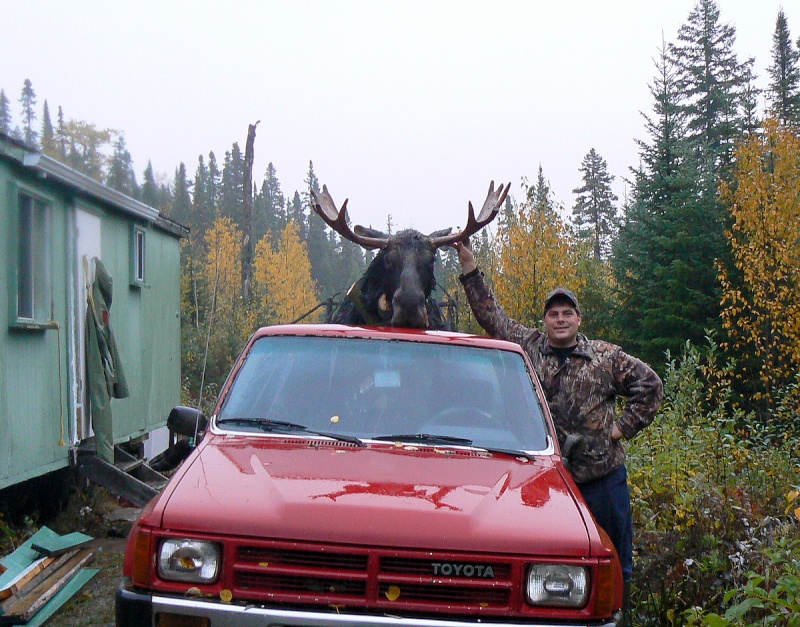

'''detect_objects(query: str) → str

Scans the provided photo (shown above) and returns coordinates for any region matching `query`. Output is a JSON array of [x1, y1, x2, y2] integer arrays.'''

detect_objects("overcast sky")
[[2, 1, 786, 234]]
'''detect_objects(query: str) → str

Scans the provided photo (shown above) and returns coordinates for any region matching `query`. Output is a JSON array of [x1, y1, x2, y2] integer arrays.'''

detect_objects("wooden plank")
[[77, 454, 158, 507], [1, 551, 77, 615], [0, 527, 71, 600], [0, 558, 54, 602], [30, 532, 92, 557], [0, 548, 94, 623], [25, 569, 99, 627], [0, 528, 60, 585]]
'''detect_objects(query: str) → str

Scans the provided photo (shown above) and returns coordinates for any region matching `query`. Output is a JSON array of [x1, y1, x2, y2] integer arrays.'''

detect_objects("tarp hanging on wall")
[[85, 257, 129, 462]]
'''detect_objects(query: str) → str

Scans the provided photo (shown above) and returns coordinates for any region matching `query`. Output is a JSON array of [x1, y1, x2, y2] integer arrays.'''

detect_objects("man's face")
[[543, 302, 581, 348]]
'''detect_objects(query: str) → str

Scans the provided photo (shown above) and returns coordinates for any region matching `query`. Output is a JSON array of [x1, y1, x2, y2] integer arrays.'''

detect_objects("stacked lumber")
[[0, 527, 98, 625]]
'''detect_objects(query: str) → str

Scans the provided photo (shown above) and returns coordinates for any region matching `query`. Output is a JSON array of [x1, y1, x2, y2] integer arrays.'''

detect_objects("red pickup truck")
[[117, 324, 623, 626]]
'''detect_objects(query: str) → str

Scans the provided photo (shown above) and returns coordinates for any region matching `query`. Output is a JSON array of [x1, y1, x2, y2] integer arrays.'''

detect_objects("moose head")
[[311, 181, 509, 329]]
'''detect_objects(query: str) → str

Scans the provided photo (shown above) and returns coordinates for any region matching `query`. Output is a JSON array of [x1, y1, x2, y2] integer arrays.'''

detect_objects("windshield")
[[216, 335, 549, 451]]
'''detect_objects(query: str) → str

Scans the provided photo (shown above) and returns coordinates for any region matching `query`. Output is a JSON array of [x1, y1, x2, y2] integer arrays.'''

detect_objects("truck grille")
[[231, 541, 515, 614]]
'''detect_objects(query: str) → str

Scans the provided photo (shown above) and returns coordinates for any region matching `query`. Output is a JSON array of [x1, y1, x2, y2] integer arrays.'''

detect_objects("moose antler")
[[429, 180, 510, 248], [311, 186, 388, 250]]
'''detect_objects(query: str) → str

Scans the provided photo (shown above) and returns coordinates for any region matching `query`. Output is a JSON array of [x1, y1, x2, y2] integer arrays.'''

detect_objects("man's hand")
[[611, 423, 623, 441], [453, 237, 477, 275]]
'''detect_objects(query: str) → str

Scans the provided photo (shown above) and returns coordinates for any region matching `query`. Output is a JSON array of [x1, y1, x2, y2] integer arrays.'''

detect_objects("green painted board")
[[31, 531, 93, 556], [0, 527, 94, 593], [26, 568, 99, 626], [0, 527, 61, 589]]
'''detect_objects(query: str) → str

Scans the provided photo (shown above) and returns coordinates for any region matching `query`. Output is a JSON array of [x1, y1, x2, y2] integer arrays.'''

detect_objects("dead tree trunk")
[[241, 120, 260, 302]]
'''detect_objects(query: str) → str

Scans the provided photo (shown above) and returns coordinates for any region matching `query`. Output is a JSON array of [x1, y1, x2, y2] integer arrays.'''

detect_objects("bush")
[[626, 338, 800, 625]]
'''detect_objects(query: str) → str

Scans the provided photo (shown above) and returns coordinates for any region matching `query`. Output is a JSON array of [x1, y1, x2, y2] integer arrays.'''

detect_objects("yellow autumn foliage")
[[719, 118, 800, 403], [493, 188, 581, 327], [254, 222, 320, 324]]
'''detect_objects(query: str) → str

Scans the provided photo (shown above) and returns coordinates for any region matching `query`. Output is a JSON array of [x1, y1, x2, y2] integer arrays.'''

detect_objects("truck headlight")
[[158, 539, 221, 583], [526, 564, 588, 607]]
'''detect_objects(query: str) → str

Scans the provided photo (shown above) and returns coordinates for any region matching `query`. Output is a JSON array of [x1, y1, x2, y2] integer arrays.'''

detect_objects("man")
[[454, 239, 662, 613]]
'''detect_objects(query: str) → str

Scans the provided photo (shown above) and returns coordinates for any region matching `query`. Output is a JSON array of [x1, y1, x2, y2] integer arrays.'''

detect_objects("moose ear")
[[354, 225, 390, 243], [428, 228, 452, 240]]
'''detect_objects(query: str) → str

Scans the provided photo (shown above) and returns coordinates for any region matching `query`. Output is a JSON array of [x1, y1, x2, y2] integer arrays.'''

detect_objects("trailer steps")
[[76, 444, 169, 507]]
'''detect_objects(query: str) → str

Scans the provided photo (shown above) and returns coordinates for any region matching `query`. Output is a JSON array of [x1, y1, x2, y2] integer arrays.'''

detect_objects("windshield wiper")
[[371, 432, 535, 461], [475, 446, 536, 462], [216, 418, 365, 447], [217, 418, 307, 431], [372, 433, 474, 446]]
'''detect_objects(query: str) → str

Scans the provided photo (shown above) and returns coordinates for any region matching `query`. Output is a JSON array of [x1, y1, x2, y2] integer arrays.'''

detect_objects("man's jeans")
[[578, 463, 634, 581]]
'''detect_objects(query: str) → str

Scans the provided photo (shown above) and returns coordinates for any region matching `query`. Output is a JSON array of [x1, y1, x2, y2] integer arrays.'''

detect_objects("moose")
[[311, 181, 509, 329]]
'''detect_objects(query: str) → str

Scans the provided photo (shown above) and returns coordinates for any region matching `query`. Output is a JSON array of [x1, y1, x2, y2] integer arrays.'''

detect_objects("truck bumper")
[[117, 582, 620, 627]]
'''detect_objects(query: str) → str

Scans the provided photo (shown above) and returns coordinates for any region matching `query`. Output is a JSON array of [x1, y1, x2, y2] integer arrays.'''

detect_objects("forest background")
[[3, 0, 800, 623]]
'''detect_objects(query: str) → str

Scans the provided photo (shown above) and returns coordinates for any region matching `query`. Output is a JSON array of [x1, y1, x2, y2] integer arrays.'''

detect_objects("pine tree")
[[303, 161, 335, 298], [55, 106, 68, 160], [256, 162, 286, 248], [669, 0, 755, 169], [767, 8, 800, 126], [613, 43, 710, 367], [106, 134, 138, 197], [287, 191, 306, 240], [40, 100, 56, 156], [219, 143, 244, 226], [207, 151, 220, 218], [0, 90, 11, 136], [141, 161, 159, 208], [169, 163, 193, 228], [19, 79, 38, 146], [571, 148, 618, 262], [191, 155, 214, 239]]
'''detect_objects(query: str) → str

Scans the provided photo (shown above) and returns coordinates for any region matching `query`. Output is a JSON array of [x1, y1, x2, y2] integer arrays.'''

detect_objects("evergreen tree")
[[571, 148, 618, 262], [740, 75, 762, 136], [767, 8, 800, 126], [55, 106, 68, 160], [206, 151, 220, 219], [287, 191, 306, 239], [190, 155, 214, 239], [303, 161, 335, 298], [219, 143, 244, 226], [19, 79, 37, 146], [0, 90, 11, 136], [40, 100, 56, 156], [613, 43, 711, 368], [141, 161, 159, 208], [669, 0, 755, 169], [256, 162, 287, 247], [106, 134, 138, 197], [169, 162, 193, 228]]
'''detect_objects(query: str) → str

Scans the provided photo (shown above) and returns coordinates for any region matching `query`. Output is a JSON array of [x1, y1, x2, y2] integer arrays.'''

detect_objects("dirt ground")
[[3, 482, 138, 627]]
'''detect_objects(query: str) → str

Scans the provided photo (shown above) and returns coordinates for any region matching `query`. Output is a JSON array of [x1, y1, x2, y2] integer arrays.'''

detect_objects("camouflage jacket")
[[461, 270, 663, 484]]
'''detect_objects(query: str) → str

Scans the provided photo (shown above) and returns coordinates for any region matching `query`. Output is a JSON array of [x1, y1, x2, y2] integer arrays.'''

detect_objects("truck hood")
[[156, 434, 593, 557]]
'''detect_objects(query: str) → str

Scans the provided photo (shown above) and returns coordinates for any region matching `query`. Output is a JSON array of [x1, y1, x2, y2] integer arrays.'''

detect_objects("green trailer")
[[0, 132, 186, 492]]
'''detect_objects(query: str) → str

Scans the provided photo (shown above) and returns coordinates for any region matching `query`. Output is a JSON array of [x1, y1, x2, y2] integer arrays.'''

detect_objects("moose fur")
[[332, 229, 448, 329]]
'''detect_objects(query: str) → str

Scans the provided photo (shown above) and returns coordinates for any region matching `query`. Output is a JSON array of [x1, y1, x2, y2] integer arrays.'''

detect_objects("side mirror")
[[167, 406, 208, 439]]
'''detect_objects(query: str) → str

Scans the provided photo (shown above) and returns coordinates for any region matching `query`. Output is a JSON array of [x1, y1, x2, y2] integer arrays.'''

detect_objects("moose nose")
[[392, 287, 428, 329]]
